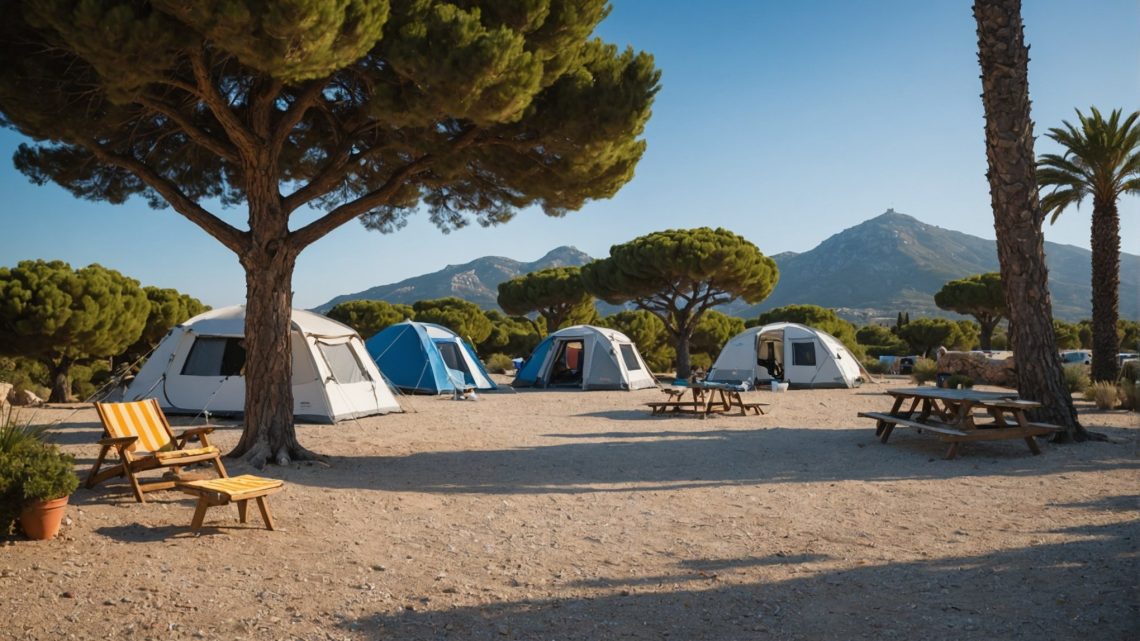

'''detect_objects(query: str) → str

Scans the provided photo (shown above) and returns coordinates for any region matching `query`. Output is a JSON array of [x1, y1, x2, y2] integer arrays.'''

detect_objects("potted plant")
[[0, 408, 79, 540]]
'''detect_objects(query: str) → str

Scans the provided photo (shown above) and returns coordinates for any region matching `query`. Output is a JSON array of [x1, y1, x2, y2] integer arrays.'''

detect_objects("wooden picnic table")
[[858, 387, 1062, 459], [647, 380, 768, 418]]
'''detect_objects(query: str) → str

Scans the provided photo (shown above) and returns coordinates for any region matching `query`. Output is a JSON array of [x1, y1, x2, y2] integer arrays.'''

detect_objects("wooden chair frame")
[[87, 399, 228, 503]]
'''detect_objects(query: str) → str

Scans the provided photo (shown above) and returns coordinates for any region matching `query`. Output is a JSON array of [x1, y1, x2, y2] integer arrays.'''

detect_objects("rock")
[[0, 382, 12, 408], [935, 350, 1017, 387], [9, 389, 44, 407]]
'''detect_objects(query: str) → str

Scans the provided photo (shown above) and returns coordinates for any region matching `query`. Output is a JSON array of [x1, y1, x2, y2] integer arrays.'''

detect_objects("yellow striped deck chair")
[[87, 399, 228, 503]]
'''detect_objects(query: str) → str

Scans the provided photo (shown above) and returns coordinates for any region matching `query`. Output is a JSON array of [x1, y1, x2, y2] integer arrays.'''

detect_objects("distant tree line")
[[0, 260, 208, 402], [7, 256, 1133, 403]]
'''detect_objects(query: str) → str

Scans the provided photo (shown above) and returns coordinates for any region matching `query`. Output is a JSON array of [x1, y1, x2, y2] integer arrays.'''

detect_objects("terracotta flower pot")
[[19, 495, 69, 540]]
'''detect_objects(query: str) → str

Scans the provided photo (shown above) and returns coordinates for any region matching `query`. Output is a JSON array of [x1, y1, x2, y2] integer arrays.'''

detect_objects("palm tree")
[[1038, 108, 1140, 382], [973, 0, 1083, 440]]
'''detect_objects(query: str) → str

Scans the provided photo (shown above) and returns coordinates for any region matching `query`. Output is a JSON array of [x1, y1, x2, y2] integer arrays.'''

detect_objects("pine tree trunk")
[[48, 357, 72, 403], [978, 316, 998, 351], [227, 174, 319, 466], [973, 0, 1086, 441], [674, 333, 692, 379], [1089, 198, 1120, 382]]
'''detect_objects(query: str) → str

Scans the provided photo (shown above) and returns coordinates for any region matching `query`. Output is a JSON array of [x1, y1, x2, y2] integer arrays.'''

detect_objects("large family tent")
[[707, 322, 863, 389], [365, 321, 498, 394], [513, 325, 657, 390], [124, 306, 402, 422]]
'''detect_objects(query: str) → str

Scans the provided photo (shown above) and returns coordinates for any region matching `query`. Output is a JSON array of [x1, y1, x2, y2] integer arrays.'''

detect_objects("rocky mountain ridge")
[[316, 211, 1139, 323]]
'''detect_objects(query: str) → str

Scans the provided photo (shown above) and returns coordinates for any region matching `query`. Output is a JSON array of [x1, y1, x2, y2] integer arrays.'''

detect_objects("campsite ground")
[[3, 378, 1137, 641]]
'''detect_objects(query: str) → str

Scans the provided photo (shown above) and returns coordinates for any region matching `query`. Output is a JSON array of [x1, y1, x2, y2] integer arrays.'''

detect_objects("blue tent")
[[513, 335, 555, 387], [365, 321, 498, 394]]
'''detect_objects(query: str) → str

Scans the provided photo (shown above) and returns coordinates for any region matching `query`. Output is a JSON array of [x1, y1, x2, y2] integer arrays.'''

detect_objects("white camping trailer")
[[513, 325, 657, 390], [124, 306, 401, 422], [707, 322, 862, 389]]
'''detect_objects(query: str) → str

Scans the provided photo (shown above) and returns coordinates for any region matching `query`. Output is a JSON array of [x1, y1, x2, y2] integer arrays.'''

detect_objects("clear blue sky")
[[1, 1, 1137, 310]]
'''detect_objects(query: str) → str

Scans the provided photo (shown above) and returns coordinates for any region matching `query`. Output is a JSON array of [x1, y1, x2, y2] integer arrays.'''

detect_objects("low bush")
[[1062, 364, 1090, 394], [946, 374, 974, 389], [1117, 380, 1138, 412], [1119, 360, 1140, 383], [911, 358, 937, 385], [484, 353, 514, 374], [863, 359, 890, 375], [1085, 381, 1119, 410]]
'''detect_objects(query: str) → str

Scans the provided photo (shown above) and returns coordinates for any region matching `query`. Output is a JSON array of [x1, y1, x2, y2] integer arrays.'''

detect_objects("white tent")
[[124, 306, 402, 423], [707, 322, 863, 389], [513, 325, 657, 390]]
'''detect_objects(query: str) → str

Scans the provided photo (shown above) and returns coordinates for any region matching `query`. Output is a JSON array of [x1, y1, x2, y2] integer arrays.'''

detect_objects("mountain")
[[728, 210, 1139, 323], [314, 246, 593, 313], [315, 210, 1139, 323]]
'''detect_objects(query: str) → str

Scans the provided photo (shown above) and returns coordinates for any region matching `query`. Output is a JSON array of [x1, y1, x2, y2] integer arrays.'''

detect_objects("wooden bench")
[[858, 411, 969, 438], [646, 401, 707, 415], [177, 474, 285, 531], [737, 401, 769, 416]]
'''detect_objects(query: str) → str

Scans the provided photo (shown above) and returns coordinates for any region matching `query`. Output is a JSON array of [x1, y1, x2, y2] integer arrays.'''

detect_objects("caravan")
[[365, 321, 498, 394], [124, 306, 401, 422], [707, 322, 863, 389], [513, 325, 657, 390]]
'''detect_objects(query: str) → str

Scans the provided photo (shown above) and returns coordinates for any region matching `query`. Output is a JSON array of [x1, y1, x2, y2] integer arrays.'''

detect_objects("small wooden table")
[[647, 381, 768, 418], [858, 387, 1062, 458], [177, 475, 285, 531]]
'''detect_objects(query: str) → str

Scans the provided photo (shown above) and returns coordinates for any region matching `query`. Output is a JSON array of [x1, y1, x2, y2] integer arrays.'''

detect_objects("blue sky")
[[1, 0, 1137, 310]]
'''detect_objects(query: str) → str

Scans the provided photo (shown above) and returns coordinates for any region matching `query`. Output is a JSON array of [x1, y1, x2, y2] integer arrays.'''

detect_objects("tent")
[[513, 325, 657, 390], [707, 322, 863, 389], [365, 321, 498, 395], [124, 306, 402, 423]]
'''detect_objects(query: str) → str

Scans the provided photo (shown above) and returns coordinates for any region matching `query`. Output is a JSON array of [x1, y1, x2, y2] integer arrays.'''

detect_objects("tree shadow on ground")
[[573, 410, 659, 421], [339, 521, 1137, 641], [282, 427, 1138, 495]]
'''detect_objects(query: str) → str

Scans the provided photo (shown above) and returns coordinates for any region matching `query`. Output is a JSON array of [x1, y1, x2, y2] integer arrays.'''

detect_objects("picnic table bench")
[[647, 381, 768, 418], [858, 387, 1062, 459]]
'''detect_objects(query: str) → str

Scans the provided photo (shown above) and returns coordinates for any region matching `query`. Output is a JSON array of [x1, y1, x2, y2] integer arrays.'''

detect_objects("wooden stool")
[[176, 475, 285, 531]]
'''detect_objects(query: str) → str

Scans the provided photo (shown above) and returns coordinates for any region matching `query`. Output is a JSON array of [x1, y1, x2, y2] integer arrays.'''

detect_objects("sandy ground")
[[2, 377, 1137, 641]]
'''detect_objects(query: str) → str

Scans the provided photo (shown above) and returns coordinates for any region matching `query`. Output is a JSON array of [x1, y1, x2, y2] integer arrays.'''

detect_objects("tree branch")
[[86, 145, 246, 254], [288, 126, 482, 249], [190, 46, 256, 155], [135, 95, 239, 163], [280, 138, 361, 213], [271, 80, 327, 159], [250, 76, 283, 141], [288, 155, 431, 251]]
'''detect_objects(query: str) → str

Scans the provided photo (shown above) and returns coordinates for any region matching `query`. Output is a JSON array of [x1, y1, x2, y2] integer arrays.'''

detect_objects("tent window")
[[619, 344, 642, 371], [181, 337, 245, 376], [792, 342, 817, 366], [435, 341, 471, 374], [318, 342, 371, 384]]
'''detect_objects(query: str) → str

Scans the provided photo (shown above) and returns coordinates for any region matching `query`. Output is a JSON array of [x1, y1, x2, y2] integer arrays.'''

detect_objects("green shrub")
[[1085, 381, 1119, 410], [1062, 364, 1090, 394], [0, 409, 78, 536], [946, 374, 974, 389], [1119, 380, 1138, 412], [484, 353, 514, 374], [863, 359, 890, 375], [911, 358, 937, 385]]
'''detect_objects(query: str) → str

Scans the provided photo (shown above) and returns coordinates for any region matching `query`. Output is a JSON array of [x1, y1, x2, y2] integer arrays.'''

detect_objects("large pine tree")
[[0, 1, 659, 465]]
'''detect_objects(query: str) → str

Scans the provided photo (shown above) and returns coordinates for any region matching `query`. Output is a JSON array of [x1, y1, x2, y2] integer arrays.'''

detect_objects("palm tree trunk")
[[1089, 198, 1121, 382], [973, 0, 1087, 441]]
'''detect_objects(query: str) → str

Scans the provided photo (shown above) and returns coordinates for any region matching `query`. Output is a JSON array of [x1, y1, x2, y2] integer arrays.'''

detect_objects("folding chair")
[[86, 399, 228, 503]]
